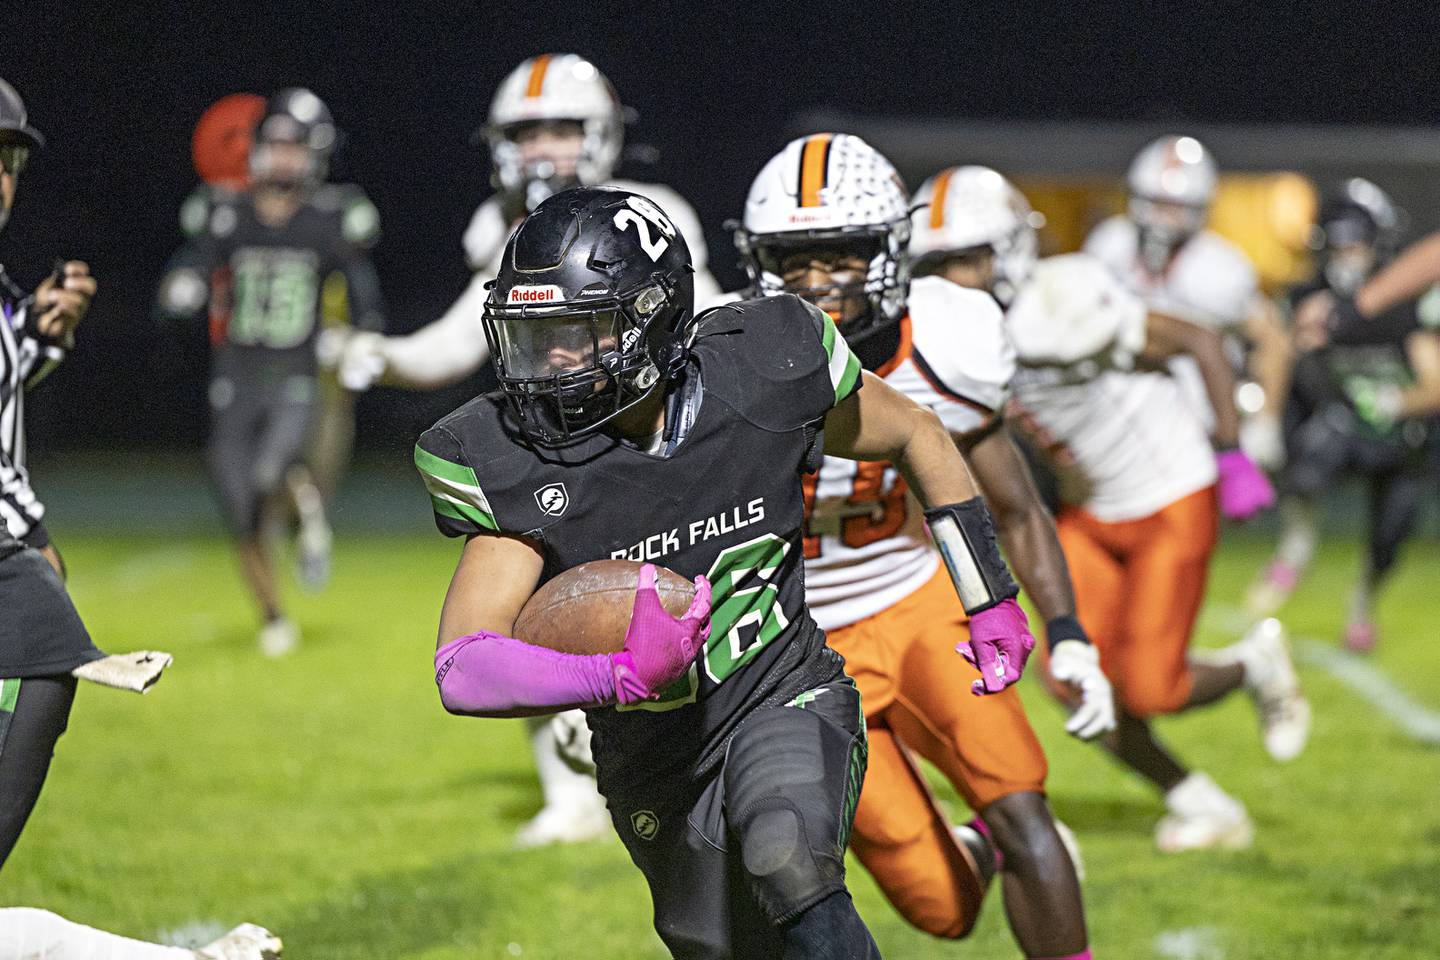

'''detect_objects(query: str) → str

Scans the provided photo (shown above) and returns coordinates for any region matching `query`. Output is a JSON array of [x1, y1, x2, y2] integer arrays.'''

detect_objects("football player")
[[414, 186, 1038, 958], [927, 166, 1309, 852], [335, 54, 718, 849], [157, 89, 385, 656], [1249, 180, 1440, 650], [733, 135, 1109, 960], [1086, 135, 1292, 473], [1292, 210, 1440, 346], [332, 54, 718, 393]]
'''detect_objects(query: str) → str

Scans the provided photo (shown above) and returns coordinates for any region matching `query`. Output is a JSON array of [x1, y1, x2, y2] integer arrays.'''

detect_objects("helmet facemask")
[[1129, 195, 1207, 273], [490, 116, 620, 214], [738, 223, 909, 343], [483, 276, 691, 446]]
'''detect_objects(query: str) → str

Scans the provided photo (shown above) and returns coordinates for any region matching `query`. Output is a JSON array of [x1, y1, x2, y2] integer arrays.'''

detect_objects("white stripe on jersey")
[[1, 280, 52, 539]]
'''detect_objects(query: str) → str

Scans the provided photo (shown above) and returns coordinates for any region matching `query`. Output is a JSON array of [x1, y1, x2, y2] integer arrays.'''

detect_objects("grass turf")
[[3, 530, 1439, 958]]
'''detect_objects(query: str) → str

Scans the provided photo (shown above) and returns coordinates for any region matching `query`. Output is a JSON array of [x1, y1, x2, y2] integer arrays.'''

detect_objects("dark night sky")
[[3, 0, 1438, 453]]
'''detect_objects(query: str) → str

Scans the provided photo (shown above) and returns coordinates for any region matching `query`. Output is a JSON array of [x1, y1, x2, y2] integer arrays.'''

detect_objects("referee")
[[0, 77, 104, 868]]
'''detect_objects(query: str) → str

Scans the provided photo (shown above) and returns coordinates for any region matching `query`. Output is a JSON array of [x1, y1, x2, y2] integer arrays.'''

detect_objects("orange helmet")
[[191, 93, 265, 188]]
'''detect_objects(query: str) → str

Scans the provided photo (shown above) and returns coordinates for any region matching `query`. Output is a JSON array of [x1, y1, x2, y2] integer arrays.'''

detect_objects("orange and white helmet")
[[486, 54, 624, 208], [1127, 135, 1218, 268], [735, 132, 911, 339], [910, 165, 1039, 304]]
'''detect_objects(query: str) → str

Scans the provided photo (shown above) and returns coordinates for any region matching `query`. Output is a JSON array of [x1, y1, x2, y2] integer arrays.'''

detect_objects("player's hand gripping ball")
[[515, 560, 712, 704]]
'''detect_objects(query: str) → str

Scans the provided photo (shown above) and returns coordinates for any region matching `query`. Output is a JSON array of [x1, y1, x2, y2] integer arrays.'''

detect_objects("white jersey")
[[1084, 216, 1258, 429], [804, 276, 1012, 630], [379, 180, 719, 388], [1007, 254, 1218, 523]]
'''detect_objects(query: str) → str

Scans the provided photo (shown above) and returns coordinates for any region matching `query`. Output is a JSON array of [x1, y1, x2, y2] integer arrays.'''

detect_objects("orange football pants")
[[826, 564, 1048, 938], [1054, 485, 1219, 718]]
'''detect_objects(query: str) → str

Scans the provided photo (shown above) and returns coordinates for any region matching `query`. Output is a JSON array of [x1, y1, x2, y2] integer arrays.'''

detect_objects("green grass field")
[[4, 523, 1439, 958]]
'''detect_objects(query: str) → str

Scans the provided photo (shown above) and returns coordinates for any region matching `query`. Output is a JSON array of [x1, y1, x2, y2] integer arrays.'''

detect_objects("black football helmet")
[[1311, 178, 1402, 295], [250, 88, 337, 188], [483, 186, 695, 445]]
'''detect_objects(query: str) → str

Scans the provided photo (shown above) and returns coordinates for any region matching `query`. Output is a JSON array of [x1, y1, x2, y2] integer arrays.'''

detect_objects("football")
[[513, 559, 696, 655]]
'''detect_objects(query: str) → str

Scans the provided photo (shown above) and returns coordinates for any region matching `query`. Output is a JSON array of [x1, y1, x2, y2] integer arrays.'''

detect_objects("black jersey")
[[415, 294, 864, 803], [178, 183, 384, 382], [1284, 281, 1440, 443]]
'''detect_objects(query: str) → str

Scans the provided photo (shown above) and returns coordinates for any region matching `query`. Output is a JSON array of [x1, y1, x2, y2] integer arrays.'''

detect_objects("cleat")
[[258, 618, 300, 659], [1343, 621, 1377, 655], [194, 923, 283, 960], [1246, 561, 1299, 618], [1199, 618, 1310, 762], [513, 797, 611, 849], [1155, 773, 1253, 853]]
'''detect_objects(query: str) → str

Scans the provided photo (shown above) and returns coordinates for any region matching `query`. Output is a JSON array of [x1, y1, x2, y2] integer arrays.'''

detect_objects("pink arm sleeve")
[[434, 631, 617, 716]]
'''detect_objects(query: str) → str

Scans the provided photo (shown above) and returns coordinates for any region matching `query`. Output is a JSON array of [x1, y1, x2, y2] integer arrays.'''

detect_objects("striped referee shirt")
[[1, 265, 66, 540]]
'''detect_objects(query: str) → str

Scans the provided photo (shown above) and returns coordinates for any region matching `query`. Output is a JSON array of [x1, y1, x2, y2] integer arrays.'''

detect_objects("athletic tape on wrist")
[[924, 498, 1020, 615], [1045, 614, 1089, 651]]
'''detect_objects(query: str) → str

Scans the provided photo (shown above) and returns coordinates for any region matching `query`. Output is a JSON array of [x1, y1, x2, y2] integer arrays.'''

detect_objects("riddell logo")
[[508, 285, 563, 303], [788, 212, 831, 224]]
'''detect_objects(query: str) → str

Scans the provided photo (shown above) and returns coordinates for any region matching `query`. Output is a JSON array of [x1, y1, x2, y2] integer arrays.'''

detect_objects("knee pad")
[[724, 703, 861, 925]]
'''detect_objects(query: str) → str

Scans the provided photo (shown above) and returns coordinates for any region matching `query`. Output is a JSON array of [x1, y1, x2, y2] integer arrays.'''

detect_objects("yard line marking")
[[1293, 640, 1440, 746], [66, 544, 200, 595], [1208, 603, 1440, 748], [1155, 926, 1225, 960]]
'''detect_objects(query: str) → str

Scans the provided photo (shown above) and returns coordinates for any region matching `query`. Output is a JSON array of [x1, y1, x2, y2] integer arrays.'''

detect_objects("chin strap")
[[924, 498, 1020, 614]]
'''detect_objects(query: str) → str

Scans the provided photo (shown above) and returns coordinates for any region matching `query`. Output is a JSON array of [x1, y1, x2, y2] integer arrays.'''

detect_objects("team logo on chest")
[[534, 482, 570, 517]]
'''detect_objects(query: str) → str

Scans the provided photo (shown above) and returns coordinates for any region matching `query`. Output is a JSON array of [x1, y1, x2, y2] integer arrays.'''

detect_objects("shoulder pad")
[[463, 198, 509, 273], [415, 394, 542, 537], [1163, 232, 1257, 328], [1082, 216, 1137, 269], [203, 190, 244, 239], [1007, 254, 1146, 366], [694, 294, 860, 432], [311, 184, 382, 248], [179, 187, 213, 239], [907, 276, 1015, 411]]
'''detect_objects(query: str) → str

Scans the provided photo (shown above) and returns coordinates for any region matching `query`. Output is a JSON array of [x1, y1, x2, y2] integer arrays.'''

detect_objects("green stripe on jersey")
[[414, 444, 499, 532], [820, 311, 862, 403], [0, 678, 19, 714]]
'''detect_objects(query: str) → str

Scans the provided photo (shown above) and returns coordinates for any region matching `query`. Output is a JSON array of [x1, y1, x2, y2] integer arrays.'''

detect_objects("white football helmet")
[[486, 54, 625, 210], [1127, 135, 1218, 271], [910, 165, 1039, 305], [735, 132, 911, 339]]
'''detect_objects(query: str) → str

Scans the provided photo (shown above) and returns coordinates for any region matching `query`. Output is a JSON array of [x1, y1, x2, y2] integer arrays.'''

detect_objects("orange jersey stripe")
[[800, 133, 833, 208], [928, 167, 956, 230], [525, 55, 552, 98], [874, 314, 914, 378]]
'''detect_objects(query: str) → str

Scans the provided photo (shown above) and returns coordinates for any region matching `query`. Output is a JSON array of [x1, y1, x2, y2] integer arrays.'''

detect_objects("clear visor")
[[492, 308, 621, 380]]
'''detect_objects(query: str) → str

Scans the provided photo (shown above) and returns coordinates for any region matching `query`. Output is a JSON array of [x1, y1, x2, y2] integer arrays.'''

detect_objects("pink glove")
[[433, 565, 711, 714], [958, 598, 1035, 696], [611, 565, 713, 705], [1216, 449, 1275, 521]]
